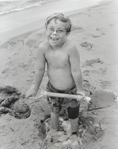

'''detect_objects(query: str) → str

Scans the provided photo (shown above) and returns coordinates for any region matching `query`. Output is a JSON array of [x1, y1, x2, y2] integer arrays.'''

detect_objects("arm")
[[33, 43, 46, 95], [69, 45, 84, 94]]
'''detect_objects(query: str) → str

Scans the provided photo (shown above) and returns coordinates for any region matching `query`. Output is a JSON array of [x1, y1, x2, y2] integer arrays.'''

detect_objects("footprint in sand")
[[109, 24, 114, 26], [91, 34, 101, 38], [18, 62, 28, 68], [71, 24, 84, 32], [101, 31, 106, 35], [99, 80, 111, 89], [80, 41, 93, 51], [96, 27, 106, 35], [96, 27, 101, 31], [18, 39, 24, 46], [83, 70, 90, 76], [1, 68, 10, 74], [84, 58, 103, 67], [99, 67, 107, 75], [9, 41, 16, 46], [25, 39, 36, 48]]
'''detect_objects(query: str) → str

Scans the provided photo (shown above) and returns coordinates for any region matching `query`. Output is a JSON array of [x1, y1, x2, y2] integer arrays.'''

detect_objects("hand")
[[76, 91, 85, 102], [26, 85, 37, 98]]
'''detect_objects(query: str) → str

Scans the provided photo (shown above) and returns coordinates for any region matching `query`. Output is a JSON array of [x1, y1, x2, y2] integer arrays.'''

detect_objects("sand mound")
[[0, 86, 31, 119], [10, 100, 31, 119]]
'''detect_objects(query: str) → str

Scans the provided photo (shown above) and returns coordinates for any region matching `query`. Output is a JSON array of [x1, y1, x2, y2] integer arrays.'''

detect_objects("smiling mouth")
[[50, 37, 59, 41]]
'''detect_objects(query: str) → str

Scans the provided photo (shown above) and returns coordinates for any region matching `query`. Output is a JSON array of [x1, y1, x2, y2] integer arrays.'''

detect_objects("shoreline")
[[0, 0, 54, 16], [0, 0, 110, 44]]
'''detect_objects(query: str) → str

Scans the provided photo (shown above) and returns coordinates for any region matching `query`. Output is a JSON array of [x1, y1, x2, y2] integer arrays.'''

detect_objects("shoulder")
[[38, 41, 49, 51], [65, 40, 79, 55], [37, 41, 49, 55]]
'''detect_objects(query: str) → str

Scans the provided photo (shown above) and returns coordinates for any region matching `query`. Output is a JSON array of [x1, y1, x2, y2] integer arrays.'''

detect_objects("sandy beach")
[[0, 0, 118, 149]]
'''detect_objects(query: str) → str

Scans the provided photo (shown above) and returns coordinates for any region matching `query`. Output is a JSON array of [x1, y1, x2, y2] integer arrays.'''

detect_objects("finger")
[[81, 93, 85, 98], [77, 95, 85, 101], [26, 94, 33, 99], [77, 92, 85, 97]]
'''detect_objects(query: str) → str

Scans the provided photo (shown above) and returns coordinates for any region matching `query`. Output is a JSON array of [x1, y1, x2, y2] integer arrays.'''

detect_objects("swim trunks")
[[46, 82, 79, 116]]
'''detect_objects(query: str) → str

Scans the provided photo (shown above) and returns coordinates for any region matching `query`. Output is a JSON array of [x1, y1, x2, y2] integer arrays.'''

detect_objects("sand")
[[0, 0, 118, 149]]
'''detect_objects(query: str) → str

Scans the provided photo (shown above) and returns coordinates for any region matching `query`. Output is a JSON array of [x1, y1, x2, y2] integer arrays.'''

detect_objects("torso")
[[44, 41, 75, 90]]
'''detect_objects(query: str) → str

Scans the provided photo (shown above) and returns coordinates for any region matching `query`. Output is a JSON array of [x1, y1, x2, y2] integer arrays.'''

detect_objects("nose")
[[52, 30, 57, 35]]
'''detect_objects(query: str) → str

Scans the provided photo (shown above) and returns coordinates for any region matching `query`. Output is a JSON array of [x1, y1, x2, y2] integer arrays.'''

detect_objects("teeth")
[[51, 37, 58, 41]]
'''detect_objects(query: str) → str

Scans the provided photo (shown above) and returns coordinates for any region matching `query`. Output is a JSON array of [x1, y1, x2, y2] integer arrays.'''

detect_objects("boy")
[[26, 13, 85, 136]]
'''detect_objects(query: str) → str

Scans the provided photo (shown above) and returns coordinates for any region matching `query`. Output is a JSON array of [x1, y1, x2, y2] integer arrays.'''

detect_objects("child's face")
[[46, 19, 69, 47]]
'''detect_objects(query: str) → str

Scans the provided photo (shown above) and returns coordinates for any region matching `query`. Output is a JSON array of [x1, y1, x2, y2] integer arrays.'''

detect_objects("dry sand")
[[0, 0, 118, 149]]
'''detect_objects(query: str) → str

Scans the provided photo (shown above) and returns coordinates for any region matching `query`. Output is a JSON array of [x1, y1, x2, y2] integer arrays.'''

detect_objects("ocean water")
[[0, 0, 52, 15], [0, 0, 106, 16]]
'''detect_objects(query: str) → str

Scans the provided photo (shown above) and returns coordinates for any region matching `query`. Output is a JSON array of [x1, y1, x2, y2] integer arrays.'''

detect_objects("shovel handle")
[[29, 91, 84, 101], [28, 85, 91, 102]]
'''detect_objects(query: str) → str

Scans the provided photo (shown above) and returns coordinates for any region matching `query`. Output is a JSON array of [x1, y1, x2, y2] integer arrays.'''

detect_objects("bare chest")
[[45, 50, 69, 68]]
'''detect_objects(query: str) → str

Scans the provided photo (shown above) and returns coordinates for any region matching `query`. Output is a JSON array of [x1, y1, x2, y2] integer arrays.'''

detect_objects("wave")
[[0, 1, 47, 16]]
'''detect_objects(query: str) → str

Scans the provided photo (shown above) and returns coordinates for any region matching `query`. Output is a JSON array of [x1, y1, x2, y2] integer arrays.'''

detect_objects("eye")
[[57, 30, 64, 33], [47, 28, 54, 32]]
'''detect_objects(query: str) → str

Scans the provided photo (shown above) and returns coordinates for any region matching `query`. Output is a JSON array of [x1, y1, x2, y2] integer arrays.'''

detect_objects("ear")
[[66, 32, 70, 36], [45, 26, 47, 30]]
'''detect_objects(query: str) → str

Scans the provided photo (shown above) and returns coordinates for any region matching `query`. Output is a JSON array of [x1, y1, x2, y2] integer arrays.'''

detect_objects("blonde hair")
[[45, 13, 72, 33]]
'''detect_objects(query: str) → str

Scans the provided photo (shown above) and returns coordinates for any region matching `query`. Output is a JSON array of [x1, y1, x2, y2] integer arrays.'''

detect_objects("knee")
[[51, 106, 60, 114], [67, 105, 79, 119], [69, 100, 79, 108]]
